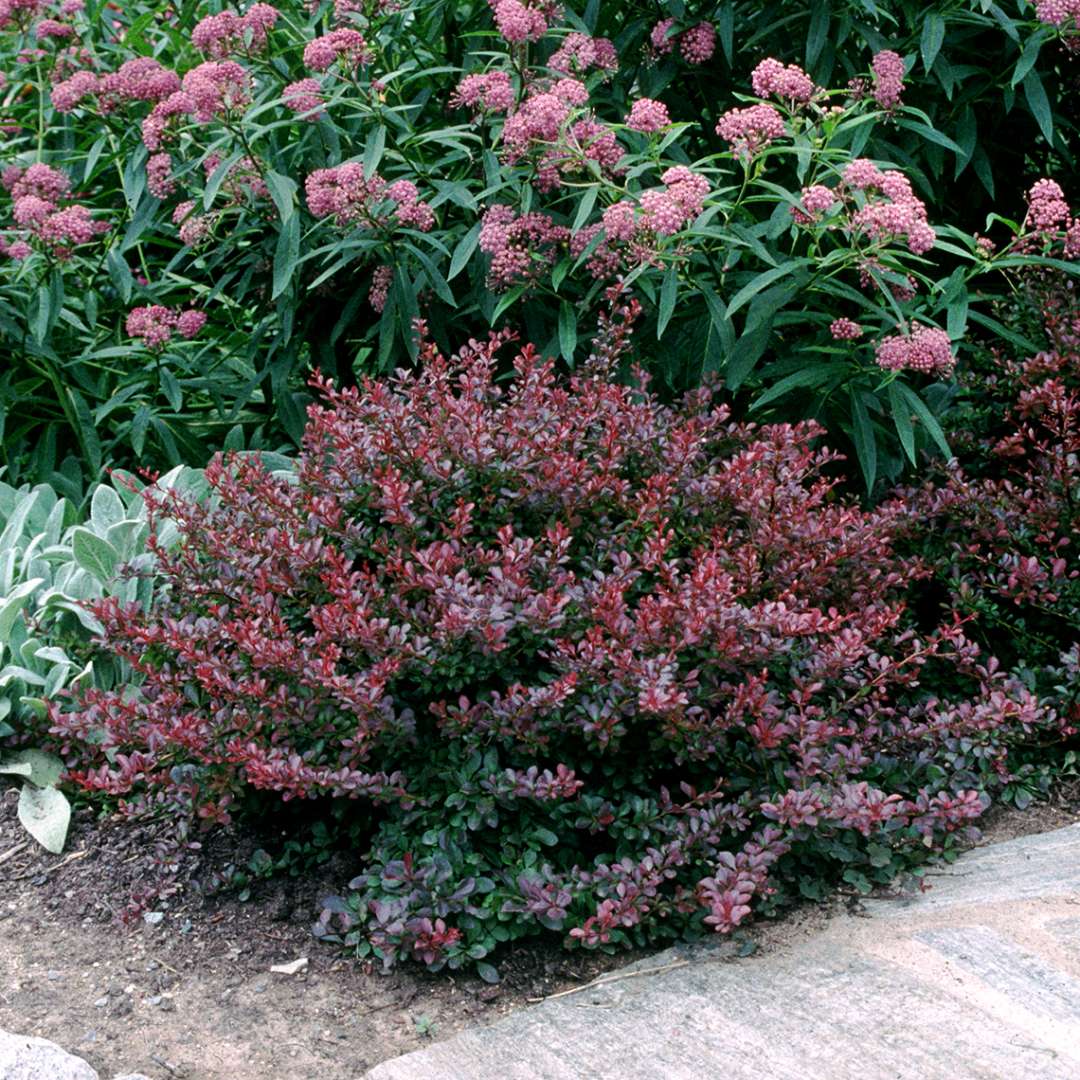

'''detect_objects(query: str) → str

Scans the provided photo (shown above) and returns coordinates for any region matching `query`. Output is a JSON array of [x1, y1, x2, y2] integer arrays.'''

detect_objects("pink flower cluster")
[[369, 264, 393, 312], [172, 201, 213, 247], [626, 98, 670, 133], [715, 103, 785, 157], [146, 153, 175, 199], [874, 323, 954, 375], [53, 57, 183, 115], [36, 18, 74, 41], [790, 183, 837, 224], [450, 71, 514, 115], [306, 163, 433, 231], [648, 19, 716, 65], [548, 33, 618, 75], [304, 28, 368, 72], [1035, 0, 1080, 28], [283, 78, 325, 120], [491, 0, 553, 44], [305, 0, 398, 20], [830, 317, 864, 340], [141, 62, 250, 150], [1027, 178, 1071, 231], [0, 0, 48, 30], [751, 58, 815, 104], [1021, 179, 1080, 256], [572, 167, 709, 278], [871, 50, 905, 109], [126, 304, 207, 349], [478, 204, 568, 288], [842, 159, 936, 255], [387, 179, 435, 231], [191, 4, 279, 58], [501, 79, 622, 191], [0, 162, 107, 259], [100, 57, 181, 110], [306, 163, 381, 224]]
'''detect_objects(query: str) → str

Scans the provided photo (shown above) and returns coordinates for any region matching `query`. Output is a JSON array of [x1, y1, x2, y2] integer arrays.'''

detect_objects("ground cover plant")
[[0, 0, 1078, 493], [44, 299, 1074, 975], [0, 466, 198, 849]]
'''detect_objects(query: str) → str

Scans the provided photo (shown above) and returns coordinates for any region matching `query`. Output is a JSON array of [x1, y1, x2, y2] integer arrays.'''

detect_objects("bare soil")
[[0, 778, 1077, 1080]]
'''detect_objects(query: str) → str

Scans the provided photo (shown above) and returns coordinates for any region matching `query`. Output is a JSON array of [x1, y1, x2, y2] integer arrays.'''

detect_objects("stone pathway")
[[367, 825, 1080, 1080]]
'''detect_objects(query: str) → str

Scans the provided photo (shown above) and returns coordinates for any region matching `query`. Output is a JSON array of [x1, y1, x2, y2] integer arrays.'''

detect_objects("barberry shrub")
[[894, 268, 1080, 804], [1, 0, 1077, 493], [51, 305, 1069, 973]]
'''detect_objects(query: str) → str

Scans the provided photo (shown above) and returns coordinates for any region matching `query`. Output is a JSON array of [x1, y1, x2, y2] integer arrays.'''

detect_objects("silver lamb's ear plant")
[[0, 464, 203, 852]]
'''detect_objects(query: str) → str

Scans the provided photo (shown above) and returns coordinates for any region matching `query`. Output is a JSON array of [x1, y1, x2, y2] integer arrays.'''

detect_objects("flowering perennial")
[[479, 204, 568, 288], [871, 50, 905, 109], [626, 98, 670, 133], [715, 104, 786, 157], [305, 162, 433, 232], [0, 162, 107, 259], [830, 317, 864, 340], [303, 27, 368, 72], [191, 4, 279, 58], [283, 77, 324, 119], [450, 71, 514, 115], [648, 18, 716, 64], [751, 58, 815, 104], [843, 161, 936, 255], [548, 32, 617, 75], [874, 323, 954, 375], [1035, 0, 1080, 29], [126, 304, 207, 349]]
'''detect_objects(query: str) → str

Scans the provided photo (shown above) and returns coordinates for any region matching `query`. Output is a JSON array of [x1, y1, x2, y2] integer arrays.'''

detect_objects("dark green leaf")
[[849, 388, 877, 494], [887, 382, 916, 466], [726, 260, 810, 320], [894, 382, 951, 459], [726, 317, 773, 392], [448, 223, 481, 281], [272, 212, 301, 300], [920, 14, 945, 73], [264, 170, 298, 222], [363, 125, 387, 177], [1011, 31, 1045, 88], [657, 265, 678, 339], [750, 362, 846, 412], [806, 3, 830, 71], [558, 300, 577, 364], [1022, 69, 1053, 144]]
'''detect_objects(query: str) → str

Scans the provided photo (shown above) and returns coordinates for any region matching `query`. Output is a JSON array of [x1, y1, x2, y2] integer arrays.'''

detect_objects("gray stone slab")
[[862, 823, 1080, 917], [367, 825, 1080, 1080], [915, 925, 1080, 1022]]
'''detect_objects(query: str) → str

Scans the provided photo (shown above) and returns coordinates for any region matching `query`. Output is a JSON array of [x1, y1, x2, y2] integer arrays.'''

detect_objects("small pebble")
[[94, 996, 109, 1008], [46, 970, 61, 981]]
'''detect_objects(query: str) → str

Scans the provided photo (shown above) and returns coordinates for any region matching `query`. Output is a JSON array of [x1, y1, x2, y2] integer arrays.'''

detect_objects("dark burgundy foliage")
[[51, 297, 1071, 972]]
